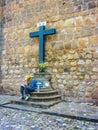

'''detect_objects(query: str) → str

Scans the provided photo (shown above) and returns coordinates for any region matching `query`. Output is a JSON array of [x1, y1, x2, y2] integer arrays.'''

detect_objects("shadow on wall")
[[0, 0, 5, 93]]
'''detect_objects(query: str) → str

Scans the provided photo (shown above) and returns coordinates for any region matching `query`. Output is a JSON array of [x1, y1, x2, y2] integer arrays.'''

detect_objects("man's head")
[[25, 75, 31, 79]]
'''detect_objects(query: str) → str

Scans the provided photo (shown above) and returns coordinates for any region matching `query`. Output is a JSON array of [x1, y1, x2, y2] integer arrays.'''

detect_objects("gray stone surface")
[[0, 95, 98, 129], [0, 107, 98, 130], [0, 94, 98, 122], [44, 101, 98, 122], [0, 111, 98, 129]]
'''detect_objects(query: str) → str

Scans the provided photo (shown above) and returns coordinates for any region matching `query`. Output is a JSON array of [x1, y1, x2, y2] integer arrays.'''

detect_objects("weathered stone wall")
[[0, 0, 5, 93], [1, 0, 98, 99]]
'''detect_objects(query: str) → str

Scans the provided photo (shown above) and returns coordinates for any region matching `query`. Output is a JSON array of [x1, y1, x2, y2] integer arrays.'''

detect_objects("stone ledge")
[[1, 100, 98, 123], [10, 100, 61, 109]]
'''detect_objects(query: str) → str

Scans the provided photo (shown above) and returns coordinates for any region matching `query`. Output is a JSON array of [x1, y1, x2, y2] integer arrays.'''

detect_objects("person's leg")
[[20, 86, 25, 99], [24, 87, 34, 100], [24, 87, 34, 94]]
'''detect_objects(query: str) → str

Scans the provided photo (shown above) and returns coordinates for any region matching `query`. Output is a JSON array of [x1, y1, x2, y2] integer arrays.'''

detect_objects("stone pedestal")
[[34, 72, 52, 88]]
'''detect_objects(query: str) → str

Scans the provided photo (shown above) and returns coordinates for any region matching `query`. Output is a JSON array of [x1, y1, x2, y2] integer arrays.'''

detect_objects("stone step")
[[29, 95, 61, 102], [10, 87, 62, 108], [30, 90, 59, 97], [10, 99, 61, 109], [36, 87, 53, 92]]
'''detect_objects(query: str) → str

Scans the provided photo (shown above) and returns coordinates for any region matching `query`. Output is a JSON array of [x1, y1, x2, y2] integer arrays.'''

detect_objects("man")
[[20, 75, 36, 100]]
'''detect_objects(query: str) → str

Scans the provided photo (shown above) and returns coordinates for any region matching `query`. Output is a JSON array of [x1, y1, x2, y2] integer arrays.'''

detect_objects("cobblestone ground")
[[0, 107, 98, 130]]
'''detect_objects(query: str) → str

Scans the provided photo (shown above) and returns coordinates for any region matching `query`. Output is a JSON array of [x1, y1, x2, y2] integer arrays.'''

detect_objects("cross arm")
[[29, 31, 39, 37], [44, 28, 56, 35]]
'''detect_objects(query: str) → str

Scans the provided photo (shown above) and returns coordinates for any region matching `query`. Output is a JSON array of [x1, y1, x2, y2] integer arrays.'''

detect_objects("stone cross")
[[29, 25, 56, 63]]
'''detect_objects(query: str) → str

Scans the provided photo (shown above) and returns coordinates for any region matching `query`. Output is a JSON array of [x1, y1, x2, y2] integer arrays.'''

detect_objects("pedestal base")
[[34, 72, 52, 88]]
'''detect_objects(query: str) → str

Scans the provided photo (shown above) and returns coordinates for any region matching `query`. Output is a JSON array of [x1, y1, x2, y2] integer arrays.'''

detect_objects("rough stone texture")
[[0, 0, 98, 100], [0, 1, 4, 90], [91, 87, 98, 99]]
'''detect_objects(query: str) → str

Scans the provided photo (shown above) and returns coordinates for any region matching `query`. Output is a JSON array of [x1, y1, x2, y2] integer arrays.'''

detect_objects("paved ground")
[[0, 94, 98, 130]]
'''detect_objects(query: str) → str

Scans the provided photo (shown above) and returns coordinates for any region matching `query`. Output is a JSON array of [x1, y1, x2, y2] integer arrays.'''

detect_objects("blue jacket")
[[29, 79, 36, 89]]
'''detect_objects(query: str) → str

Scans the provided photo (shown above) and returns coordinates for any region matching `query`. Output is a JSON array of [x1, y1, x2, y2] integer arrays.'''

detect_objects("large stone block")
[[75, 16, 84, 26], [91, 87, 98, 99], [77, 38, 88, 48], [84, 15, 95, 26], [89, 35, 98, 44], [17, 47, 24, 54]]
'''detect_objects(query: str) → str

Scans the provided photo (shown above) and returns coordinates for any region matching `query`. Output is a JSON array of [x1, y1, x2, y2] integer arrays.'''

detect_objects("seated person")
[[20, 75, 36, 100]]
